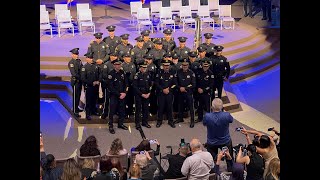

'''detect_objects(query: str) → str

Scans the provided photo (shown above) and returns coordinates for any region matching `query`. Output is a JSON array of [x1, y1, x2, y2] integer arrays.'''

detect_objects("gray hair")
[[135, 154, 148, 168], [212, 98, 223, 111], [189, 139, 201, 150]]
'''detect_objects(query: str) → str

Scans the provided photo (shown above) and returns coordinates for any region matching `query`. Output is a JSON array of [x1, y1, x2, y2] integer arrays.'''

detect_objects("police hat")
[[188, 51, 198, 58], [94, 32, 103, 38], [154, 38, 163, 44], [178, 37, 188, 42], [204, 33, 213, 39], [123, 51, 131, 57], [197, 46, 207, 52], [109, 52, 117, 56], [140, 30, 151, 36], [84, 52, 94, 59], [163, 28, 173, 35], [201, 57, 211, 67], [138, 61, 148, 68], [172, 53, 179, 59], [144, 53, 153, 59], [214, 45, 224, 52], [69, 48, 79, 55], [120, 34, 130, 40], [135, 36, 144, 42], [179, 58, 190, 65], [164, 52, 172, 58], [111, 59, 122, 65], [106, 25, 116, 31], [161, 59, 172, 66]]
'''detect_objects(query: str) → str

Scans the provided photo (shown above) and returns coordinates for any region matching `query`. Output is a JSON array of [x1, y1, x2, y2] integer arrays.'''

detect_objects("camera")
[[140, 151, 145, 155], [222, 146, 228, 153], [149, 139, 157, 144], [235, 127, 243, 131], [233, 143, 246, 156], [268, 127, 274, 131]]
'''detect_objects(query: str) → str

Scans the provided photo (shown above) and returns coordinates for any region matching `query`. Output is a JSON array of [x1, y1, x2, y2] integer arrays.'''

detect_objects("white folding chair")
[[78, 9, 95, 35], [219, 5, 235, 30], [56, 10, 75, 37], [40, 5, 46, 12], [76, 3, 90, 22], [170, 0, 181, 17], [159, 7, 176, 32], [40, 11, 53, 38], [180, 6, 196, 32], [150, 1, 162, 19], [54, 4, 69, 25], [136, 8, 154, 34], [198, 5, 215, 30], [190, 0, 200, 13], [130, 1, 142, 25], [209, 0, 220, 16]]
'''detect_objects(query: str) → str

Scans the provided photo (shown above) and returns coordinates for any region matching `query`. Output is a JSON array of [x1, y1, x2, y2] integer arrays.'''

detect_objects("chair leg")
[[93, 25, 96, 34], [174, 22, 175, 32], [80, 25, 82, 35], [233, 21, 234, 29], [58, 27, 61, 37], [73, 27, 74, 36], [221, 20, 223, 30], [138, 23, 140, 34], [50, 28, 53, 38], [183, 22, 185, 32]]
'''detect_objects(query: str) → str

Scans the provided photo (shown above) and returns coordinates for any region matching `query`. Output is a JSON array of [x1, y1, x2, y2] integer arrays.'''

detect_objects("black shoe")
[[190, 122, 195, 128], [109, 127, 115, 134], [244, 13, 248, 17], [74, 113, 81, 118], [250, 15, 254, 18], [168, 122, 176, 128], [174, 118, 184, 124], [101, 114, 107, 119], [86, 116, 92, 120], [142, 123, 151, 128], [156, 122, 162, 128], [196, 119, 202, 123], [118, 124, 128, 130], [262, 17, 267, 20], [136, 125, 142, 130]]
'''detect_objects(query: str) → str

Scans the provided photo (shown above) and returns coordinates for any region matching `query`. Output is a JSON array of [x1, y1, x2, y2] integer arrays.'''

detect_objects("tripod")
[[101, 0, 112, 19]]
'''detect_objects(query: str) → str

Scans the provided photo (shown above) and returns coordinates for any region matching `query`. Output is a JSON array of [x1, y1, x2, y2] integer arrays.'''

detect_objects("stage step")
[[40, 80, 72, 94]]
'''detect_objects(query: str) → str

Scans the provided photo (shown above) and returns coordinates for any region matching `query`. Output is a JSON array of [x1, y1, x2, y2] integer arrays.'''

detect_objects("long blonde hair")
[[264, 158, 280, 180], [109, 138, 124, 155], [82, 158, 95, 169], [61, 158, 82, 180]]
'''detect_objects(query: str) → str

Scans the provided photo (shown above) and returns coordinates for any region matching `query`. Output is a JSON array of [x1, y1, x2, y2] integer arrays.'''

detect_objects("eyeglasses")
[[96, 37, 102, 39]]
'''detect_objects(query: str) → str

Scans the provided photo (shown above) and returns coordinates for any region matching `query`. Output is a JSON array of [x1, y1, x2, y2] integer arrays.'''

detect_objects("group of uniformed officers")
[[68, 25, 230, 134]]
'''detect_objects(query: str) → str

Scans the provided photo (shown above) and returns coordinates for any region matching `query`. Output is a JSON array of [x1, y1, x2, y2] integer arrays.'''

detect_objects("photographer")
[[236, 144, 264, 180], [214, 150, 245, 180], [164, 143, 189, 179], [135, 151, 159, 180], [133, 139, 160, 157], [240, 127, 278, 177]]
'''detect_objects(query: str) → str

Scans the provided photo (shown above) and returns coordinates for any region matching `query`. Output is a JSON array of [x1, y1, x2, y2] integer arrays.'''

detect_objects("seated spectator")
[[133, 139, 160, 156], [80, 135, 101, 157], [181, 138, 214, 180], [135, 151, 159, 180], [107, 138, 128, 156], [215, 151, 245, 180], [164, 144, 189, 179], [241, 128, 278, 177], [93, 158, 121, 180], [81, 158, 97, 180], [264, 158, 280, 180], [268, 127, 280, 159], [128, 163, 142, 180], [40, 135, 63, 180], [236, 144, 264, 180], [61, 158, 82, 180]]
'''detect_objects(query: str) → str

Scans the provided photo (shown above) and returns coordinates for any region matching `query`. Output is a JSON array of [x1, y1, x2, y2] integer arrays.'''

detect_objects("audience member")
[[203, 98, 234, 171], [81, 158, 97, 180], [80, 135, 101, 157], [93, 158, 121, 180], [264, 158, 280, 180], [215, 151, 245, 180], [181, 139, 214, 180], [236, 144, 264, 180], [164, 144, 189, 179], [268, 127, 280, 159], [133, 139, 160, 156], [128, 163, 142, 180], [135, 151, 159, 180], [61, 158, 82, 180], [41, 154, 63, 180], [107, 138, 128, 156], [241, 128, 278, 177]]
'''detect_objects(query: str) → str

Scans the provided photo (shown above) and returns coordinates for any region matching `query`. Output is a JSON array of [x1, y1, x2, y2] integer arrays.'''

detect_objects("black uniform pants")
[[85, 85, 99, 116], [243, 0, 253, 16], [172, 90, 179, 113], [72, 81, 82, 114], [125, 86, 134, 116], [213, 77, 224, 99], [193, 90, 199, 111], [101, 86, 109, 117], [206, 141, 234, 172], [157, 93, 173, 123], [149, 86, 158, 115], [198, 92, 211, 121], [261, 0, 271, 20], [178, 92, 195, 122], [135, 95, 150, 125], [109, 95, 125, 126]]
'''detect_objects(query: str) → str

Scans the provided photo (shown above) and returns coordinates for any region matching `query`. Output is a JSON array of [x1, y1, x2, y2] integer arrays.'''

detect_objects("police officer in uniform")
[[133, 61, 153, 129], [87, 32, 110, 64], [144, 54, 158, 116], [103, 25, 121, 54], [148, 38, 166, 68], [106, 59, 129, 134], [99, 52, 118, 120], [176, 59, 196, 128], [196, 58, 214, 122], [261, 0, 272, 21], [122, 52, 136, 118], [173, 37, 191, 60], [188, 51, 202, 75], [171, 52, 181, 119], [197, 46, 208, 61], [115, 34, 134, 60], [141, 30, 154, 54], [211, 45, 230, 99], [171, 53, 181, 72], [201, 33, 216, 57], [81, 52, 100, 120], [162, 28, 176, 53], [154, 60, 177, 128], [243, 0, 253, 18], [131, 36, 148, 67], [68, 48, 83, 118]]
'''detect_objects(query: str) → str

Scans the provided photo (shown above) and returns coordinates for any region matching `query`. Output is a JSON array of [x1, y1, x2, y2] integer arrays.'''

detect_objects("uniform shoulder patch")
[[211, 75, 214, 78], [104, 65, 107, 68], [82, 67, 85, 71], [70, 64, 74, 67], [108, 75, 113, 79], [192, 73, 195, 77], [131, 51, 135, 55], [134, 75, 138, 79]]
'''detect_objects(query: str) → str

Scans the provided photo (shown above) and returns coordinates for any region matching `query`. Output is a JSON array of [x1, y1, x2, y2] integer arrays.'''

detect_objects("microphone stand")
[[101, 0, 112, 19]]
